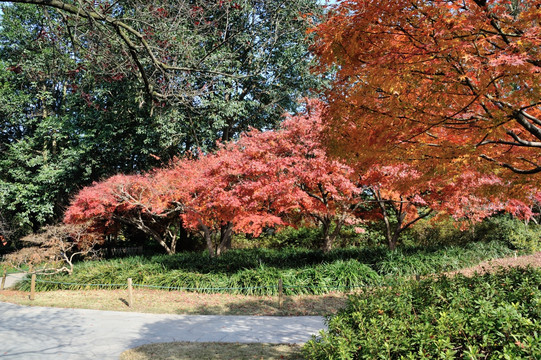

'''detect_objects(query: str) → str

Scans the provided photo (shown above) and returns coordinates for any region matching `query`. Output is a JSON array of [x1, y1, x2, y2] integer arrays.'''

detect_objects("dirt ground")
[[0, 287, 348, 316], [445, 251, 541, 277]]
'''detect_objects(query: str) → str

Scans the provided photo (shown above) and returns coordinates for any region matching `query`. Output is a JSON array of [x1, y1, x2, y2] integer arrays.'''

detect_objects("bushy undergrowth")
[[375, 240, 517, 277], [20, 240, 518, 295], [304, 267, 541, 359], [476, 215, 541, 253], [411, 214, 541, 252]]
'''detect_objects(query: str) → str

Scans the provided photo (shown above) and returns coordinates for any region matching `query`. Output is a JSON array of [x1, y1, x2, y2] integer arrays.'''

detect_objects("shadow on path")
[[1, 302, 94, 359], [122, 341, 305, 360], [0, 302, 325, 360]]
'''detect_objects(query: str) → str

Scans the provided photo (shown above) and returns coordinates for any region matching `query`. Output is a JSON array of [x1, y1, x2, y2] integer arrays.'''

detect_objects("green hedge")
[[304, 267, 541, 359], [411, 215, 541, 252]]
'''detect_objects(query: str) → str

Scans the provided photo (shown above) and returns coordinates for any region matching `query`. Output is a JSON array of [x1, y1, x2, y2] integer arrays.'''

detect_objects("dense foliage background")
[[0, 1, 323, 241]]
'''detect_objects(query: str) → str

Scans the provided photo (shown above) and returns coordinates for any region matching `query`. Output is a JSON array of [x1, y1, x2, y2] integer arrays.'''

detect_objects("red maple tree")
[[64, 100, 363, 254], [64, 173, 186, 254], [230, 99, 362, 251]]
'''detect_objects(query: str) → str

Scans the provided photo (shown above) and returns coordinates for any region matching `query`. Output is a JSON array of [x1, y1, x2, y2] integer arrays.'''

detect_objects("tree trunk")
[[321, 217, 333, 252], [374, 190, 406, 251], [216, 222, 233, 256], [200, 224, 216, 258], [164, 217, 183, 255], [388, 230, 400, 251], [376, 197, 395, 251]]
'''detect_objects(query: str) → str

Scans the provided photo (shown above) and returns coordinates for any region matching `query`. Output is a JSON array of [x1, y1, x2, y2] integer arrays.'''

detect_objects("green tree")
[[0, 5, 181, 236], [0, 1, 324, 241]]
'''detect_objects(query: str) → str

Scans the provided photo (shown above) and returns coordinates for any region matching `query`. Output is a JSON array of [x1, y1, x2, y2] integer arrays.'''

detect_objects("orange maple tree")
[[358, 163, 523, 250], [312, 0, 541, 179]]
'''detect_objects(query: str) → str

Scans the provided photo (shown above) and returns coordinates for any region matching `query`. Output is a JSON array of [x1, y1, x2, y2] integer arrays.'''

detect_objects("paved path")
[[2, 273, 26, 289], [0, 302, 325, 359]]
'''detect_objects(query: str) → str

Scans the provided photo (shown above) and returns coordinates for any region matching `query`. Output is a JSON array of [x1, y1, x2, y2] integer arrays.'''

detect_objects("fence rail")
[[24, 276, 393, 293], [8, 271, 415, 308]]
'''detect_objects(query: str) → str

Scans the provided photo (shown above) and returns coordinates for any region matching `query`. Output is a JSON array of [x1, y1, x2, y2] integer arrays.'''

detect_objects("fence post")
[[278, 278, 283, 309], [1, 270, 6, 291], [30, 273, 36, 300], [127, 278, 133, 307]]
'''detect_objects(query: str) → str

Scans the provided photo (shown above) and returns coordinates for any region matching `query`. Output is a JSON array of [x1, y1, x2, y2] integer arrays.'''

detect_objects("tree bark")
[[216, 222, 233, 256], [200, 223, 216, 258], [374, 190, 405, 251], [321, 216, 333, 252], [388, 227, 401, 251], [321, 216, 344, 253]]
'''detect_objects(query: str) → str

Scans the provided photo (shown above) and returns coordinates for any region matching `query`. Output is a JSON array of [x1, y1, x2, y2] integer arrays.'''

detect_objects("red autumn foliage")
[[229, 99, 362, 251], [64, 173, 185, 255], [359, 163, 519, 249], [64, 100, 362, 254]]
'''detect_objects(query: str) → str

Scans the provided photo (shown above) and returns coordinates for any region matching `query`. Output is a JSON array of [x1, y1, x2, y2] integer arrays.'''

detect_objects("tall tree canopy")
[[312, 0, 541, 178], [0, 5, 174, 235], [2, 0, 323, 145], [0, 0, 323, 238]]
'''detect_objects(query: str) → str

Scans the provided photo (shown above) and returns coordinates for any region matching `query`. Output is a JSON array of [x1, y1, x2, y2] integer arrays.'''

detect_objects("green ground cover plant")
[[303, 266, 541, 359], [17, 240, 518, 295]]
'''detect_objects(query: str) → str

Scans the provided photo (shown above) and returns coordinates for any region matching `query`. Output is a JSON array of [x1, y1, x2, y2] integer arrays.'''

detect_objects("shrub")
[[303, 267, 541, 359], [3, 224, 102, 275], [232, 225, 378, 250], [409, 216, 474, 247], [410, 214, 541, 252], [263, 226, 325, 249], [475, 215, 541, 253]]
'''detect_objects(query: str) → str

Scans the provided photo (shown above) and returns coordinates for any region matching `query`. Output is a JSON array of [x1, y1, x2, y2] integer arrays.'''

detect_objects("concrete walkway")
[[2, 273, 26, 289], [0, 302, 325, 359]]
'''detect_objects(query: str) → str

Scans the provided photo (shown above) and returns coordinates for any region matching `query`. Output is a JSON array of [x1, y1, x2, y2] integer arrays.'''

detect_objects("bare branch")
[[480, 154, 541, 174]]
